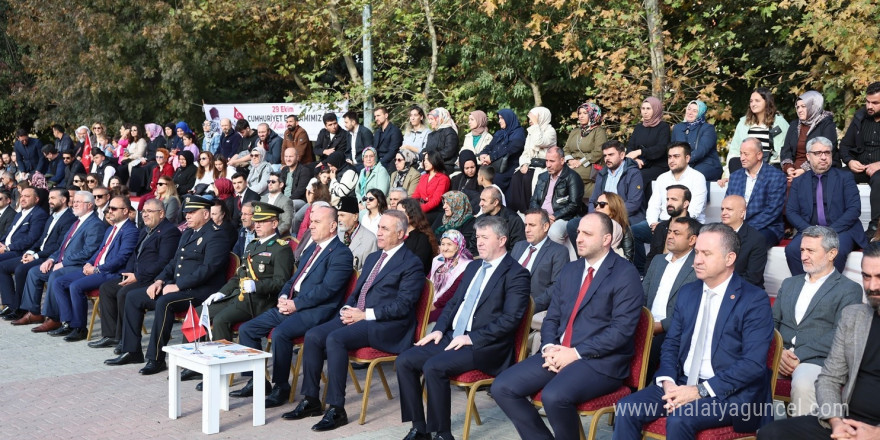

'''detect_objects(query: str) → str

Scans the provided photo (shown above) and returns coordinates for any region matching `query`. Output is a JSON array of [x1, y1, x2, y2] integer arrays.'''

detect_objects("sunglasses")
[[362, 196, 376, 202], [94, 194, 108, 198], [92, 126, 102, 130], [593, 201, 609, 208], [107, 206, 126, 212], [87, 179, 96, 183], [250, 154, 260, 158], [73, 180, 82, 183], [200, 157, 208, 160], [268, 180, 279, 184]]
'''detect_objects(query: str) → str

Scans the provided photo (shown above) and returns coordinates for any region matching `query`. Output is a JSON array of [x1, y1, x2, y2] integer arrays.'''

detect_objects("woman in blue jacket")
[[671, 100, 722, 181]]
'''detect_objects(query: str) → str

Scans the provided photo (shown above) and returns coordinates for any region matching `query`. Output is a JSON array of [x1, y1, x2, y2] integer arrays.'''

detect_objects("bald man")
[[724, 137, 787, 245], [719, 195, 768, 288]]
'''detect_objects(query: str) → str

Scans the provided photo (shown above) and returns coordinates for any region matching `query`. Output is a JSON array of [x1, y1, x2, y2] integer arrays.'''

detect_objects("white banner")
[[202, 101, 348, 141]]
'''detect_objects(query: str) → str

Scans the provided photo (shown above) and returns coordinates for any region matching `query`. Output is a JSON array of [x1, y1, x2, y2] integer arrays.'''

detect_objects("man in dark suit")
[[342, 110, 374, 167], [492, 212, 642, 440], [314, 112, 351, 161], [49, 196, 139, 341], [613, 223, 775, 439], [3, 189, 75, 322], [720, 195, 768, 288], [643, 216, 699, 372], [231, 172, 260, 228], [772, 226, 863, 416], [106, 196, 232, 374], [786, 136, 867, 275], [373, 106, 403, 172], [228, 204, 350, 406], [0, 187, 48, 260], [0, 190, 15, 238], [285, 210, 424, 431], [19, 191, 107, 333], [479, 186, 525, 250], [90, 198, 181, 350], [724, 138, 786, 245], [511, 208, 570, 314]]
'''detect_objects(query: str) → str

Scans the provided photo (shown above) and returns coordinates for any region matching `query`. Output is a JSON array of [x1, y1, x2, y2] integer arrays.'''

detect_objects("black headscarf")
[[173, 150, 197, 194]]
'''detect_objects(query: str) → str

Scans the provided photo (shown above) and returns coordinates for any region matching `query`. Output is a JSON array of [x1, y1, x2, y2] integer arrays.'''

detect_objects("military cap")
[[252, 201, 284, 221], [181, 195, 212, 213]]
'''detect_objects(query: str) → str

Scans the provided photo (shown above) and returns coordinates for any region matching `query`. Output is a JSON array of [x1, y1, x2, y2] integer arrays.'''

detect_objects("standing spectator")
[[52, 124, 74, 155], [424, 107, 460, 173], [389, 149, 420, 196], [479, 109, 525, 191], [726, 88, 789, 172], [401, 105, 432, 155], [282, 114, 313, 164], [564, 102, 608, 199], [626, 97, 672, 205], [373, 106, 403, 172], [839, 81, 880, 237], [460, 110, 493, 155], [342, 110, 374, 166], [781, 90, 839, 182], [509, 106, 557, 214], [13, 128, 44, 178], [671, 100, 723, 182]]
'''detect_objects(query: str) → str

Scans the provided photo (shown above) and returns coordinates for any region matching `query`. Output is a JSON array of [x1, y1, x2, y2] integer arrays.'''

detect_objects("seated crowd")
[[1, 84, 880, 439]]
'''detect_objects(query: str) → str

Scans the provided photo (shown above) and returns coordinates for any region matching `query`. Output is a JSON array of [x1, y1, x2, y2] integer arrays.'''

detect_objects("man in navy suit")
[[49, 196, 139, 341], [90, 198, 181, 349], [785, 136, 867, 275], [0, 190, 16, 239], [342, 110, 374, 167], [4, 189, 75, 322], [397, 215, 531, 440], [106, 196, 232, 374], [613, 223, 775, 439], [512, 208, 571, 314], [492, 212, 643, 440], [373, 106, 403, 172], [285, 210, 424, 431], [724, 138, 786, 245], [20, 191, 107, 333], [0, 187, 48, 260], [230, 204, 353, 406]]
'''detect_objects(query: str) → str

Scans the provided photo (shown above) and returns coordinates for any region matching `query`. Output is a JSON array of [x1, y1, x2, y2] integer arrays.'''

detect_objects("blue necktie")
[[453, 261, 492, 337]]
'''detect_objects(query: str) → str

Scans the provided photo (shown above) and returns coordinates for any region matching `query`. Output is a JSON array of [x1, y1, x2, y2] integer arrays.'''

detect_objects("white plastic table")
[[163, 341, 272, 434]]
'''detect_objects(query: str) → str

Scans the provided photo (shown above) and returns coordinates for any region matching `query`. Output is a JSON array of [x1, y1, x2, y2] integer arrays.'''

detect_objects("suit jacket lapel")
[[576, 254, 614, 313], [801, 271, 839, 322], [475, 256, 510, 309], [670, 252, 696, 294], [711, 276, 742, 356]]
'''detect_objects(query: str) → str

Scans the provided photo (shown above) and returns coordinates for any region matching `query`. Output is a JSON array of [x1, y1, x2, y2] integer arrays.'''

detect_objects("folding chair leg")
[[349, 363, 362, 393], [358, 361, 377, 425], [377, 365, 392, 399], [587, 407, 613, 440], [86, 296, 100, 341], [462, 385, 481, 440], [141, 324, 148, 334], [321, 371, 329, 407], [228, 373, 235, 387]]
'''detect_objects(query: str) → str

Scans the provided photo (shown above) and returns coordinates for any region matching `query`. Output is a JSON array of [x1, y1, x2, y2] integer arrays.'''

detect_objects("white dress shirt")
[[650, 250, 692, 322], [294, 236, 335, 292], [517, 236, 549, 272], [791, 270, 833, 345], [5, 206, 32, 246], [451, 253, 508, 333], [645, 166, 707, 224], [97, 219, 128, 266]]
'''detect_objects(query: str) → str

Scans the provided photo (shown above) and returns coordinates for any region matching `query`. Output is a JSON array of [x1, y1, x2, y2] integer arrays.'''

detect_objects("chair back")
[[768, 329, 783, 396], [343, 270, 360, 303], [512, 299, 535, 363], [412, 280, 435, 343], [226, 252, 240, 281], [625, 307, 655, 390]]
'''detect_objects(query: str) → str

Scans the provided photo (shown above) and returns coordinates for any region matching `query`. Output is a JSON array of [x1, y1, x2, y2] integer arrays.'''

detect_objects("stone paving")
[[0, 316, 617, 439]]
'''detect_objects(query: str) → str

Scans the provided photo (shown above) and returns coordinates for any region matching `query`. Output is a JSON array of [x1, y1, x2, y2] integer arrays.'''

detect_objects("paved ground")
[[0, 316, 618, 439]]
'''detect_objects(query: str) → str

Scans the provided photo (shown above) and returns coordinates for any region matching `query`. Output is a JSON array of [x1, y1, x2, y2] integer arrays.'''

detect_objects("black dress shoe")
[[139, 359, 167, 375], [2, 309, 25, 321], [63, 327, 88, 342], [229, 378, 272, 398], [403, 427, 432, 440], [114, 344, 122, 355], [282, 397, 323, 420], [180, 368, 202, 381], [195, 382, 203, 392], [311, 406, 348, 431], [48, 323, 73, 336], [0, 305, 11, 317], [433, 433, 456, 440], [104, 352, 145, 365], [88, 337, 119, 348], [265, 384, 291, 408]]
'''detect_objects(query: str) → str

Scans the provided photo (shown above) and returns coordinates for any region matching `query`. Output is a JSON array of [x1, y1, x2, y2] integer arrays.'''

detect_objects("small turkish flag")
[[233, 107, 245, 121], [181, 303, 206, 342], [81, 135, 93, 170]]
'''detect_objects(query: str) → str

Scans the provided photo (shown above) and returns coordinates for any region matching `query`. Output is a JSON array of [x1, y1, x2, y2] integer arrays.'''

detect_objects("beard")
[[867, 291, 880, 313], [667, 205, 685, 218]]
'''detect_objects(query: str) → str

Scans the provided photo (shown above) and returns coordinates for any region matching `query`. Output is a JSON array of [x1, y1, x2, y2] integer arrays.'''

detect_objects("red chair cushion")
[[349, 347, 396, 360], [643, 418, 754, 439], [533, 386, 632, 411], [450, 370, 494, 383], [775, 376, 792, 398], [86, 289, 100, 298]]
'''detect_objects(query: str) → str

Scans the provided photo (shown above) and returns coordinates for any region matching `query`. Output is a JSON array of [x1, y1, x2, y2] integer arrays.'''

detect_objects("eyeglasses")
[[73, 179, 82, 183], [87, 179, 96, 183], [156, 155, 165, 159], [250, 154, 260, 158], [107, 206, 126, 212], [92, 126, 102, 130], [157, 182, 167, 186], [593, 201, 609, 208], [362, 196, 376, 202], [808, 150, 832, 158]]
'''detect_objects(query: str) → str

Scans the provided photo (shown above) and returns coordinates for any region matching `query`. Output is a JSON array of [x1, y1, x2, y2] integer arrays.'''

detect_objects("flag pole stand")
[[190, 300, 203, 354]]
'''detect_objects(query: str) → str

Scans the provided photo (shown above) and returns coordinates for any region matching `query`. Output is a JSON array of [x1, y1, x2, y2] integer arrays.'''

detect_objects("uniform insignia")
[[255, 205, 263, 213], [276, 239, 288, 246], [259, 252, 272, 257], [258, 263, 265, 272], [197, 237, 203, 245], [637, 185, 642, 190]]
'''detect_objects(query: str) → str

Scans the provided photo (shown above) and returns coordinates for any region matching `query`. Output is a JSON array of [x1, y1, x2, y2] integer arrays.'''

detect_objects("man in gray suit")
[[336, 196, 376, 271], [758, 244, 880, 439], [511, 208, 570, 314], [771, 226, 863, 416], [642, 216, 700, 372], [261, 172, 295, 237]]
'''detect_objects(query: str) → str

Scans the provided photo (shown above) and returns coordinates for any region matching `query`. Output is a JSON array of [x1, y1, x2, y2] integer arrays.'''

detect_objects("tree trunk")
[[418, 0, 438, 107], [644, 0, 665, 98], [327, 1, 361, 83], [521, 75, 543, 107]]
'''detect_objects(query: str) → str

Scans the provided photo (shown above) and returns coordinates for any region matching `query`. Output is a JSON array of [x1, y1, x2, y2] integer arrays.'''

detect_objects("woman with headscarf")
[[450, 149, 481, 206], [627, 97, 671, 204], [390, 148, 420, 195], [163, 123, 179, 152], [780, 90, 839, 180], [201, 120, 220, 155], [246, 147, 272, 195], [461, 110, 493, 155], [355, 146, 390, 201], [427, 228, 474, 322], [480, 109, 526, 191], [432, 190, 476, 256], [726, 88, 789, 173], [324, 151, 358, 206], [509, 106, 557, 213], [170, 122, 195, 169], [671, 99, 723, 181], [28, 172, 50, 212], [563, 102, 608, 199], [172, 150, 197, 195], [424, 107, 460, 172], [212, 177, 235, 216]]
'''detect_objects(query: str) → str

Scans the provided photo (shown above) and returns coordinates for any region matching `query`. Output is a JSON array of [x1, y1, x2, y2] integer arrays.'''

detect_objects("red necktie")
[[93, 225, 117, 266], [290, 245, 321, 296], [562, 267, 594, 347], [57, 219, 80, 261], [521, 246, 537, 268], [237, 194, 242, 210]]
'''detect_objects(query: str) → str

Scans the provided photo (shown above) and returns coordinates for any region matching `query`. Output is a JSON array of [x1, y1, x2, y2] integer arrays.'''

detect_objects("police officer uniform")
[[203, 202, 294, 341]]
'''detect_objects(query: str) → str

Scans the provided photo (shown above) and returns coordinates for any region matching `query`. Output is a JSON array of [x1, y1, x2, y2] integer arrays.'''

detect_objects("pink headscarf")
[[145, 123, 163, 141], [469, 111, 488, 136], [642, 97, 664, 128]]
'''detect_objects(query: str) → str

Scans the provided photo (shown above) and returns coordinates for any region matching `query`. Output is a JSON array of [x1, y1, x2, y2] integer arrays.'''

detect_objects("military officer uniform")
[[203, 203, 294, 341], [113, 196, 233, 370]]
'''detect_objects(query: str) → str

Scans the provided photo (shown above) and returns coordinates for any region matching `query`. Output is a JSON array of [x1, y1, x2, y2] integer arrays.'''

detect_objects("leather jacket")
[[529, 165, 584, 221]]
